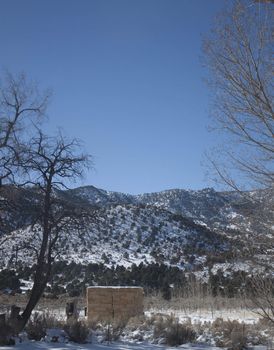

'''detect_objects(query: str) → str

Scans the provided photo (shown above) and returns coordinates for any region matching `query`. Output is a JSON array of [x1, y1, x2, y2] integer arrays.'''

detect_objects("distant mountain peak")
[[0, 184, 273, 271]]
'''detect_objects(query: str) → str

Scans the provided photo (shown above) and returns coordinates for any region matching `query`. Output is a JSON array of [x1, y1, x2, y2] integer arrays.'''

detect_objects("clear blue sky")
[[0, 0, 225, 194]]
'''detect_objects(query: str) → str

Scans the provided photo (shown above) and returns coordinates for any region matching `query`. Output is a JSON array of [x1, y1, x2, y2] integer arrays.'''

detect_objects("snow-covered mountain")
[[0, 185, 273, 272], [67, 185, 274, 235]]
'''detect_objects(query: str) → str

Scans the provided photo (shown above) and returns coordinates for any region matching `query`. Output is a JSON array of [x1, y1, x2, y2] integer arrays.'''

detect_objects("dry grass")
[[145, 293, 249, 313], [211, 318, 247, 349], [26, 311, 65, 341], [25, 312, 48, 341], [0, 293, 86, 319], [153, 314, 196, 346], [0, 292, 264, 319], [1, 292, 273, 347], [64, 320, 90, 344]]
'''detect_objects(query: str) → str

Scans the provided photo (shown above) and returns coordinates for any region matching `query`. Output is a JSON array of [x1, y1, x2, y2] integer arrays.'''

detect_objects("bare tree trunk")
[[18, 276, 48, 331], [11, 131, 90, 332]]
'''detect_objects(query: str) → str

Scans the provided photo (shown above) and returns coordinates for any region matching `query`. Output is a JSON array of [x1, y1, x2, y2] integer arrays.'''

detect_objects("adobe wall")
[[86, 286, 144, 322]]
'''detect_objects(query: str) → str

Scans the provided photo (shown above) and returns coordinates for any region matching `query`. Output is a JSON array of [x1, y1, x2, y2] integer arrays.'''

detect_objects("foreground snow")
[[0, 342, 269, 350], [0, 342, 226, 350]]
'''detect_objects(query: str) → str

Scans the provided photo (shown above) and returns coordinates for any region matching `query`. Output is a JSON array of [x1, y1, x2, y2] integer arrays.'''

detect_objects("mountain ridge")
[[0, 185, 273, 276]]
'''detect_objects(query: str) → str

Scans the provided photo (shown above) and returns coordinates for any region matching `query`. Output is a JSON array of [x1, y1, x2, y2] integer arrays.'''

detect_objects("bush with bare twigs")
[[153, 315, 196, 346], [0, 322, 14, 346], [211, 318, 247, 349], [247, 276, 274, 325], [25, 312, 47, 341], [25, 311, 64, 341], [102, 323, 125, 343], [64, 320, 89, 344]]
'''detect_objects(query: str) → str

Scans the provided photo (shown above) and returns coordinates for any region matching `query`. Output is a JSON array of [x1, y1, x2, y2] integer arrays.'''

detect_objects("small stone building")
[[86, 286, 144, 322]]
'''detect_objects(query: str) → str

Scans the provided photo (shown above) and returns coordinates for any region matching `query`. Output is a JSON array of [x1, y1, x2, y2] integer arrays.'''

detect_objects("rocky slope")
[[0, 185, 273, 273]]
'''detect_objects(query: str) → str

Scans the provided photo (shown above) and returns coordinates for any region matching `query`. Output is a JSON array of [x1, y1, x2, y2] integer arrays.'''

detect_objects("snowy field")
[[0, 342, 268, 350], [41, 307, 260, 326], [0, 299, 272, 350], [0, 342, 185, 349], [26, 304, 260, 325], [146, 308, 260, 325]]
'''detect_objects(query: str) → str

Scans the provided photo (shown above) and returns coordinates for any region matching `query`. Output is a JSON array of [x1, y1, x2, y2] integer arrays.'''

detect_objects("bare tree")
[[203, 0, 273, 190], [0, 72, 50, 235], [6, 130, 91, 331], [0, 73, 92, 334], [0, 72, 50, 185], [247, 275, 274, 324], [203, 0, 274, 324]]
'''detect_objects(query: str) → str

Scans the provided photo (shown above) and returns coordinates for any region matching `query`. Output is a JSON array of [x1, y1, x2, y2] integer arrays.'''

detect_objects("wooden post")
[[10, 305, 21, 321], [66, 300, 78, 322]]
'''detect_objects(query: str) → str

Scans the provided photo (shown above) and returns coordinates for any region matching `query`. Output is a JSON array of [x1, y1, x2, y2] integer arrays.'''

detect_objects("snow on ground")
[[31, 307, 260, 326], [0, 309, 270, 350], [27, 302, 261, 326], [146, 308, 259, 325], [0, 342, 268, 350], [0, 342, 231, 350]]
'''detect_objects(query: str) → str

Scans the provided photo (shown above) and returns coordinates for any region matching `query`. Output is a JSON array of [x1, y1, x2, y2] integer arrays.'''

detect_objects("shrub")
[[230, 329, 248, 350], [212, 318, 247, 350], [166, 322, 196, 346], [98, 318, 128, 343], [25, 312, 47, 341], [103, 324, 121, 342], [25, 311, 64, 341], [43, 312, 64, 329], [0, 320, 14, 346], [127, 315, 147, 330], [153, 315, 196, 346], [64, 321, 89, 343]]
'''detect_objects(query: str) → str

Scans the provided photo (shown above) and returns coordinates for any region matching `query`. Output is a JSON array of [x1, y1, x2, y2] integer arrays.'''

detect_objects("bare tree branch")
[[203, 0, 274, 190], [13, 130, 92, 331]]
